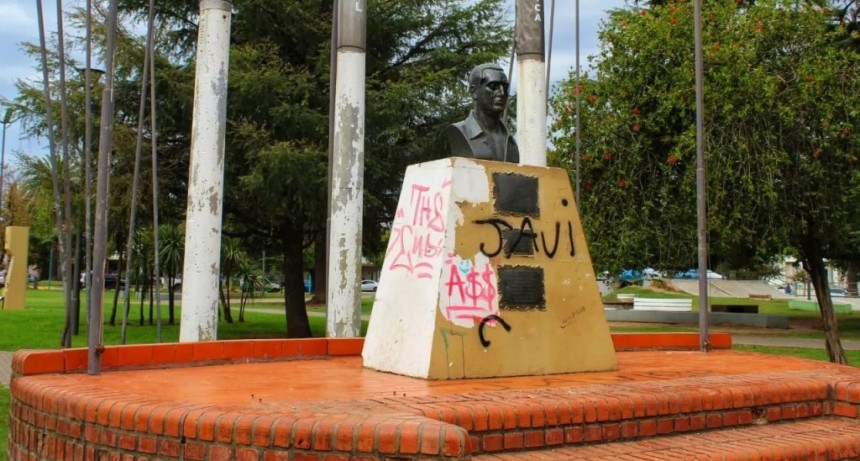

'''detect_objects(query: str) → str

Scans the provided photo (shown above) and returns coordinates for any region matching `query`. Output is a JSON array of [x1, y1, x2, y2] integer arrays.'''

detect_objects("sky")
[[0, 0, 627, 163]]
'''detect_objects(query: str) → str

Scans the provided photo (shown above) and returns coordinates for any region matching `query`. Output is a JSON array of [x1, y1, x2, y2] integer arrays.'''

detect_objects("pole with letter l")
[[326, 0, 366, 338], [180, 0, 233, 342]]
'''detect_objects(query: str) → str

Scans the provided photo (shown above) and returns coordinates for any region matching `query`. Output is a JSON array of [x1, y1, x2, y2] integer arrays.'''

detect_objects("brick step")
[[459, 371, 841, 456], [472, 417, 860, 460]]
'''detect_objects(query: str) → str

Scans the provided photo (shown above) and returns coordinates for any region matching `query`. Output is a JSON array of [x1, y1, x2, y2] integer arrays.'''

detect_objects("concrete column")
[[180, 0, 232, 342], [3, 226, 29, 310], [326, 0, 366, 338], [515, 0, 547, 167]]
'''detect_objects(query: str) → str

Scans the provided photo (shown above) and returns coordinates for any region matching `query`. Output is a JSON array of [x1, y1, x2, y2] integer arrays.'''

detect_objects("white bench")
[[633, 298, 693, 312]]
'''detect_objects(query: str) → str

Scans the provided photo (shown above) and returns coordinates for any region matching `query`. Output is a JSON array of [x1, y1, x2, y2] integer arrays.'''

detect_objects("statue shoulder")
[[447, 121, 472, 157]]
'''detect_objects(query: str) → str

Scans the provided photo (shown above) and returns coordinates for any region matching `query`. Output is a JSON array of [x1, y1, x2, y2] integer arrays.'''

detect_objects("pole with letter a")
[[515, 0, 547, 167]]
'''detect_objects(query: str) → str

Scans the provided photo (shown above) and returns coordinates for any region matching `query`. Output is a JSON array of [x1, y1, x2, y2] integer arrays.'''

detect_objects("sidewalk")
[[1, 350, 10, 386]]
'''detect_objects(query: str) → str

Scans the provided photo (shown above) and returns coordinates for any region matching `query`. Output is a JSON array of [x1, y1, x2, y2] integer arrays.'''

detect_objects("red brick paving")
[[8, 335, 860, 460]]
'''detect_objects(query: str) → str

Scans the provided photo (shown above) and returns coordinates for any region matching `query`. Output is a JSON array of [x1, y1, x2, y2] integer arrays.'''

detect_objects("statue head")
[[468, 63, 510, 118]]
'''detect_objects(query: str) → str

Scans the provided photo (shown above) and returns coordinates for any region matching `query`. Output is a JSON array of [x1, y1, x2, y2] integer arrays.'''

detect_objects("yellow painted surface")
[[4, 226, 30, 310], [363, 158, 617, 379]]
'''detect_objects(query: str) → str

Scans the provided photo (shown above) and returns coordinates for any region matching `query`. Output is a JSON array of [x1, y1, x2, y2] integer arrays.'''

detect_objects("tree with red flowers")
[[551, 0, 860, 363]]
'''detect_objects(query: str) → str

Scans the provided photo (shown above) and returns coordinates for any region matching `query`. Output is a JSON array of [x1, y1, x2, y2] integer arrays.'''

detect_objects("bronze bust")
[[447, 63, 520, 163]]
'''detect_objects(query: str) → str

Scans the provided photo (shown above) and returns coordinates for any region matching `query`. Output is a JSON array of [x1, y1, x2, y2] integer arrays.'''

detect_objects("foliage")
[[159, 223, 183, 324], [219, 237, 246, 324], [553, 0, 860, 274], [11, 0, 512, 339], [551, 0, 860, 362], [218, 0, 512, 336]]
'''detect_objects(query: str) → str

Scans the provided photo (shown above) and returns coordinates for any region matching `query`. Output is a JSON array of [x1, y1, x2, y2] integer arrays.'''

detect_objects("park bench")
[[710, 304, 759, 314], [748, 293, 772, 300], [633, 297, 692, 312]]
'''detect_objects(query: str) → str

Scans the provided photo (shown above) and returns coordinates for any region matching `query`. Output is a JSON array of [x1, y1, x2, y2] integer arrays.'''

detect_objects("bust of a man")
[[447, 63, 520, 163]]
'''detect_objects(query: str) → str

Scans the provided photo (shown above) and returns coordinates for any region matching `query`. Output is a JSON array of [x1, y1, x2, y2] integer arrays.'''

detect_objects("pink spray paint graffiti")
[[440, 252, 500, 327], [385, 179, 451, 279]]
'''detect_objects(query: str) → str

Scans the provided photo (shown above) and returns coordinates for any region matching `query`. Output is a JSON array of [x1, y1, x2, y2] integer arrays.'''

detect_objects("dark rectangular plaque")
[[502, 229, 535, 255], [493, 173, 539, 216], [498, 266, 545, 309]]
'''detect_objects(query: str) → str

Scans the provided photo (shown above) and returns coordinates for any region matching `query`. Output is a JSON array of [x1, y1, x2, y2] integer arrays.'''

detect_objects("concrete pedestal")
[[362, 158, 617, 379]]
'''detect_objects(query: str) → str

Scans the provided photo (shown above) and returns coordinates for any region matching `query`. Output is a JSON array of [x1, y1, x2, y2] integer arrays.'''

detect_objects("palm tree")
[[220, 237, 245, 323], [159, 223, 183, 324], [235, 258, 260, 322], [131, 228, 154, 326]]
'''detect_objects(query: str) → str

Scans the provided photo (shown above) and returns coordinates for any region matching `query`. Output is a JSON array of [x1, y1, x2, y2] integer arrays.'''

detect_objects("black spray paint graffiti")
[[474, 216, 575, 259], [478, 314, 512, 347]]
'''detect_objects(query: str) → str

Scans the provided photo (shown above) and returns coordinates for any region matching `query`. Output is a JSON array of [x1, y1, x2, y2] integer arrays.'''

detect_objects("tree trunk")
[[221, 282, 234, 323], [139, 281, 147, 325], [112, 251, 124, 325], [802, 239, 848, 364], [110, 251, 124, 326], [72, 227, 82, 335], [309, 230, 326, 304], [846, 262, 858, 298], [283, 219, 311, 338], [168, 276, 176, 324], [148, 282, 154, 325]]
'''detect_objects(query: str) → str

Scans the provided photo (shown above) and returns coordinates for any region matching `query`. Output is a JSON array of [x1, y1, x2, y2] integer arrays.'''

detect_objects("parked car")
[[361, 280, 379, 292], [673, 269, 724, 280], [830, 287, 846, 298], [80, 272, 126, 290], [262, 277, 281, 293]]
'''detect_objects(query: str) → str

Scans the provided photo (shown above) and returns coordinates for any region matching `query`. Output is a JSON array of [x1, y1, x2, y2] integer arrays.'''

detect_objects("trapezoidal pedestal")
[[363, 157, 618, 379]]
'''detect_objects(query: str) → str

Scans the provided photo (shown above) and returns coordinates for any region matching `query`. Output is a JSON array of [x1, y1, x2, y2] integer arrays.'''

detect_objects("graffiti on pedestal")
[[439, 252, 500, 328], [385, 179, 451, 279]]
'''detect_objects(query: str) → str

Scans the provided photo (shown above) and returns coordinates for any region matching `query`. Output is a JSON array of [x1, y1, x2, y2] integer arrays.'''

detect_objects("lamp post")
[[0, 108, 13, 213]]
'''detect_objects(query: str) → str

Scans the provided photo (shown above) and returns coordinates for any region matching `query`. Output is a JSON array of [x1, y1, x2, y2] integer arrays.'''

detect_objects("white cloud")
[[0, 2, 34, 36]]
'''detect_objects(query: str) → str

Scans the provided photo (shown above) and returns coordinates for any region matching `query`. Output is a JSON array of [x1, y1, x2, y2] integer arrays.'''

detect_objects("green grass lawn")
[[0, 288, 374, 350]]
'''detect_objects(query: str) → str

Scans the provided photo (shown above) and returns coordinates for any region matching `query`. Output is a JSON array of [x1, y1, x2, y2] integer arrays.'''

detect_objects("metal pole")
[[324, 0, 339, 308], [544, 0, 555, 103], [574, 0, 581, 208], [179, 0, 233, 342], [36, 0, 70, 348], [694, 0, 710, 351], [89, 0, 119, 374], [56, 0, 76, 345], [515, 0, 547, 166], [121, 15, 152, 345], [326, 0, 366, 338], [84, 0, 94, 309], [148, 0, 164, 343], [0, 109, 12, 212]]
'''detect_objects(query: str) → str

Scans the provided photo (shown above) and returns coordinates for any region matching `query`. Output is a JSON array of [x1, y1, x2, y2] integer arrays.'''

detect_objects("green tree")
[[158, 223, 183, 324], [129, 227, 154, 326], [102, 0, 511, 338], [9, 3, 194, 341], [220, 237, 245, 324], [221, 0, 511, 337], [551, 0, 860, 362]]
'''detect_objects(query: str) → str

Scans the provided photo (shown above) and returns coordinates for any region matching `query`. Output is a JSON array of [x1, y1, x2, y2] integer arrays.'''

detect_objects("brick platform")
[[8, 333, 860, 460]]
